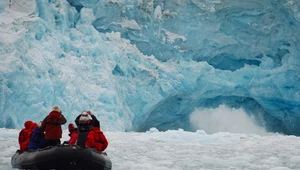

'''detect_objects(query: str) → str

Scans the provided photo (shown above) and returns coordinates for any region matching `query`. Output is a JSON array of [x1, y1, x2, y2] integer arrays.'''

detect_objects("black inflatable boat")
[[11, 144, 112, 170]]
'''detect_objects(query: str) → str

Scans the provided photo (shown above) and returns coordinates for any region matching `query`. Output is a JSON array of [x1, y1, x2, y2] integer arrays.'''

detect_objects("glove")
[[87, 110, 92, 115]]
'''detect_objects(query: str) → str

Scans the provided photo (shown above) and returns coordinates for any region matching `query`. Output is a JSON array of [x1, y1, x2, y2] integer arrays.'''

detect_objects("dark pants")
[[46, 139, 61, 147]]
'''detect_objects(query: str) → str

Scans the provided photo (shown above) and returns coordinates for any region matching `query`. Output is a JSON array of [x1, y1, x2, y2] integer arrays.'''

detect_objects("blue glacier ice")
[[0, 0, 299, 135]]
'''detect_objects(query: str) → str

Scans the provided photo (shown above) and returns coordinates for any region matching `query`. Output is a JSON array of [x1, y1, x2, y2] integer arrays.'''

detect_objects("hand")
[[87, 110, 92, 115]]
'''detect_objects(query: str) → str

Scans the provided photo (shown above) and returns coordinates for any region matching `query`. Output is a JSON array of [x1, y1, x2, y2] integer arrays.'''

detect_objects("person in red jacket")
[[85, 119, 108, 152], [18, 120, 33, 151], [67, 123, 78, 145], [40, 105, 67, 147]]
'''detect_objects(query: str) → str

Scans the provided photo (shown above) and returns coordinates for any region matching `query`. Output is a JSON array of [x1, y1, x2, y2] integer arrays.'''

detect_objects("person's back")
[[18, 120, 33, 151], [28, 123, 46, 150], [85, 119, 108, 151], [75, 110, 96, 148], [40, 105, 67, 146]]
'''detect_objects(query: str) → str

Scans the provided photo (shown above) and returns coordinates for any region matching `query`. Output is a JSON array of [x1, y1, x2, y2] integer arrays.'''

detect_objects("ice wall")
[[0, 0, 299, 135]]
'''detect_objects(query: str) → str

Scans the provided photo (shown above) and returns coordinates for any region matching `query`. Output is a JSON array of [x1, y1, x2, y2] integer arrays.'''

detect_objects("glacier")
[[0, 0, 299, 135]]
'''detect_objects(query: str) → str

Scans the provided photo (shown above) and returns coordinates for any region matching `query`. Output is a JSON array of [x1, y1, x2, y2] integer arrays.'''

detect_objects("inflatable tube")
[[11, 144, 112, 170]]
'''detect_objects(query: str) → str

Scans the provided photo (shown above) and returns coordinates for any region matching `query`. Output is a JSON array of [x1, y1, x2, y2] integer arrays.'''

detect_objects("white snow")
[[1, 128, 300, 170]]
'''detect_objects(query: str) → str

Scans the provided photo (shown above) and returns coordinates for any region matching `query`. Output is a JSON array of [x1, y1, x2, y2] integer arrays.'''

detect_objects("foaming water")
[[189, 105, 268, 135]]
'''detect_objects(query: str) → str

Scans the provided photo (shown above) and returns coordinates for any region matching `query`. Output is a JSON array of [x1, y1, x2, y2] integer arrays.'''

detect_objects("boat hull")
[[11, 145, 112, 170]]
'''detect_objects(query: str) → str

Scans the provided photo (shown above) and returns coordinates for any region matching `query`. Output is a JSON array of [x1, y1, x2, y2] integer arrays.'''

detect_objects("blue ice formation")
[[0, 0, 299, 135]]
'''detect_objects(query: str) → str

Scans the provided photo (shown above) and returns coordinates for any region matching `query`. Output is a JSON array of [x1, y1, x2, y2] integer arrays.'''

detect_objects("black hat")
[[94, 120, 100, 127]]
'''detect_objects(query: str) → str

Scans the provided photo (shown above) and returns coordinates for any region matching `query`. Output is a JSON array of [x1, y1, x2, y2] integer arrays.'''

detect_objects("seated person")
[[85, 119, 108, 152], [67, 123, 78, 145], [28, 122, 46, 150], [18, 120, 33, 151]]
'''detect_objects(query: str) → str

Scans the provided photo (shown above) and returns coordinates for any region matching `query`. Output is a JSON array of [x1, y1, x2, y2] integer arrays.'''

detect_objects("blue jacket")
[[28, 127, 46, 150]]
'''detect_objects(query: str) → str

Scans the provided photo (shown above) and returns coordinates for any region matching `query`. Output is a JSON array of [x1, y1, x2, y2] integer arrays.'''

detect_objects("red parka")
[[85, 127, 108, 151], [18, 120, 33, 151], [41, 111, 67, 139]]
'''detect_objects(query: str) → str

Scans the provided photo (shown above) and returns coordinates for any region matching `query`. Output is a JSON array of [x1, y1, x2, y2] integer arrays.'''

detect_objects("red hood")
[[24, 120, 33, 129], [68, 123, 75, 132]]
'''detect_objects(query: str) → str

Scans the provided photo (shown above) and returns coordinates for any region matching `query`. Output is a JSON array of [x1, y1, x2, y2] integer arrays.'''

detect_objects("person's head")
[[24, 120, 33, 129], [68, 123, 75, 132], [81, 111, 88, 117], [52, 105, 61, 113], [79, 111, 90, 122]]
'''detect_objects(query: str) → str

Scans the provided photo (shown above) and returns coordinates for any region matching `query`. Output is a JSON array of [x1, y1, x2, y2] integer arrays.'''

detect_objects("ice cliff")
[[0, 0, 299, 135]]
